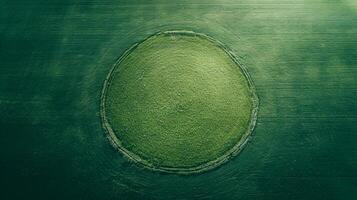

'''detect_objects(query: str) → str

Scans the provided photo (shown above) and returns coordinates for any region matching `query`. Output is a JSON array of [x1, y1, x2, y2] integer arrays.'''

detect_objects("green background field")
[[0, 0, 356, 199]]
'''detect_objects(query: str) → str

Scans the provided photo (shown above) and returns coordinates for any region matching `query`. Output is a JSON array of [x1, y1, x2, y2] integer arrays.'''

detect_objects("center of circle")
[[101, 31, 258, 174]]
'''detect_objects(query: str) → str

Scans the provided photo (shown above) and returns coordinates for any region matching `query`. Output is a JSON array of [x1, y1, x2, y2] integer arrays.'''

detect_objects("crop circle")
[[101, 31, 258, 174]]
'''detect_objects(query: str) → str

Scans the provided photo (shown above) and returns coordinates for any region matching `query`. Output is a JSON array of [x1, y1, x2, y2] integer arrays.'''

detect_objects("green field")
[[102, 31, 257, 172], [1, 0, 357, 199]]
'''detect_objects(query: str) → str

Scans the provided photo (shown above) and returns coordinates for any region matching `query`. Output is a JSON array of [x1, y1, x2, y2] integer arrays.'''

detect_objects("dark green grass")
[[104, 32, 255, 169], [1, 0, 357, 199]]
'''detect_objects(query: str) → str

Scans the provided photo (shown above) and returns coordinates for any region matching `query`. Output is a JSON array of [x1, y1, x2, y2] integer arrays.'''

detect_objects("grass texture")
[[102, 31, 257, 172]]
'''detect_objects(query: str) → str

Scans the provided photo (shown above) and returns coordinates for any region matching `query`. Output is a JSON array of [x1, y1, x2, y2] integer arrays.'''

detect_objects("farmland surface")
[[0, 0, 356, 199]]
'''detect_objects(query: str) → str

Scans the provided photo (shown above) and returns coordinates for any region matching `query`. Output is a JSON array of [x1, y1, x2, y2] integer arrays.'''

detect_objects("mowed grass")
[[104, 32, 255, 169]]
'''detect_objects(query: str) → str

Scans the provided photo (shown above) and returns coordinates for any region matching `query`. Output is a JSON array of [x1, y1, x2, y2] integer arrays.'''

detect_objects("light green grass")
[[103, 31, 257, 171]]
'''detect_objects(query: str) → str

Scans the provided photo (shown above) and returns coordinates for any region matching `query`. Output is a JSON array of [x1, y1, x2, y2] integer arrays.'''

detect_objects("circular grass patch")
[[101, 31, 258, 174]]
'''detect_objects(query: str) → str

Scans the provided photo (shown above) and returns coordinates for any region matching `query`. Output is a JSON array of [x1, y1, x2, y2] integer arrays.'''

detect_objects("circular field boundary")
[[100, 30, 259, 175]]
